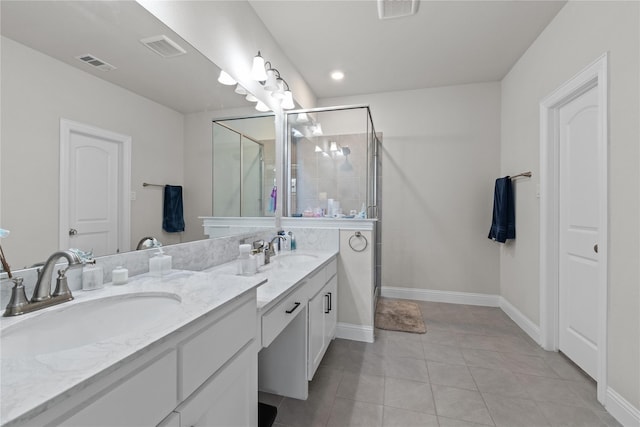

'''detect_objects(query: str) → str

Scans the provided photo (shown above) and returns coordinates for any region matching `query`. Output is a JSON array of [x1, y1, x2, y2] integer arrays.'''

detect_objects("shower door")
[[212, 122, 264, 217]]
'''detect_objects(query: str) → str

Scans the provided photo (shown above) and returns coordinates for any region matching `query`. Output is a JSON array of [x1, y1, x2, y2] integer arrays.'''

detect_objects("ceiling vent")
[[140, 35, 187, 58], [75, 54, 116, 71], [377, 0, 419, 20]]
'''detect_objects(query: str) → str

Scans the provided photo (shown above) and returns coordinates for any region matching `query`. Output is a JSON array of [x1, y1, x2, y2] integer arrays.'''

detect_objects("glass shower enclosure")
[[284, 106, 381, 220], [285, 105, 382, 297]]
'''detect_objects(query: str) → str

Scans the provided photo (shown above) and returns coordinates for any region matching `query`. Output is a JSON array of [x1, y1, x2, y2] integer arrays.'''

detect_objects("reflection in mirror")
[[0, 1, 260, 269], [212, 116, 276, 217]]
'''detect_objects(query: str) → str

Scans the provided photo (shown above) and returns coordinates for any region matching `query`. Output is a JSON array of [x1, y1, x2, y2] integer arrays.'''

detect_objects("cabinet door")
[[178, 342, 257, 427], [325, 275, 338, 340], [307, 289, 326, 380]]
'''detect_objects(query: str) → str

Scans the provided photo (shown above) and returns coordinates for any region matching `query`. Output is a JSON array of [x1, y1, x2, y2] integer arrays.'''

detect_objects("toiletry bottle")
[[150, 248, 172, 277], [82, 264, 104, 291], [288, 231, 297, 251], [112, 266, 128, 285], [238, 244, 255, 276]]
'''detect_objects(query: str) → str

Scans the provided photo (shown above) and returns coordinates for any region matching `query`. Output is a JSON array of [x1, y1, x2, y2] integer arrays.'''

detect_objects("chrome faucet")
[[3, 250, 84, 316], [264, 235, 286, 265]]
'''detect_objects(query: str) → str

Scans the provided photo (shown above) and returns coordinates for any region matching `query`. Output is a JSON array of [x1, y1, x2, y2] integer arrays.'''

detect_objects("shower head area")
[[285, 106, 381, 219]]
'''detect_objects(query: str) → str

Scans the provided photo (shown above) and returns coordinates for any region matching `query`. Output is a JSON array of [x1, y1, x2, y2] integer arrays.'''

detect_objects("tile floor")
[[259, 299, 622, 427]]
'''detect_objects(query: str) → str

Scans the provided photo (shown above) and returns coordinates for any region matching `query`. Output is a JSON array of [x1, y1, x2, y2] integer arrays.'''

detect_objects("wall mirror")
[[0, 1, 266, 269]]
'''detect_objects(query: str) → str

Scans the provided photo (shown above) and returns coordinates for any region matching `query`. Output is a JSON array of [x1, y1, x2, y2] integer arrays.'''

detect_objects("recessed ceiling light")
[[331, 71, 345, 81]]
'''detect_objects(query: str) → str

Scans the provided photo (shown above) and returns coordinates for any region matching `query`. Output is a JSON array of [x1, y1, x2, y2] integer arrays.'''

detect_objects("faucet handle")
[[52, 269, 73, 300], [3, 277, 29, 317]]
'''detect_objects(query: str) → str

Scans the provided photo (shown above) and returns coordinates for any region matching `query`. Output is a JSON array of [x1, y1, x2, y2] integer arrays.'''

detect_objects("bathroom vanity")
[[202, 251, 339, 400], [0, 248, 340, 427], [0, 271, 264, 427]]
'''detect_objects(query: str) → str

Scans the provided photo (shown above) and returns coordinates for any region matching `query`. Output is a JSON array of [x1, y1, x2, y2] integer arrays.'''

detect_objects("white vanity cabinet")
[[24, 289, 258, 427], [258, 255, 338, 399], [308, 262, 337, 380]]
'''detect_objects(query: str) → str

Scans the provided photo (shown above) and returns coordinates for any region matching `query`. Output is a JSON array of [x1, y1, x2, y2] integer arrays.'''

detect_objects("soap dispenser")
[[149, 248, 172, 277]]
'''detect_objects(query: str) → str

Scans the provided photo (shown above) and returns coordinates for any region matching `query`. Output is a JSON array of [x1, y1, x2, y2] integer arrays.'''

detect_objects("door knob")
[[69, 228, 78, 236], [593, 244, 598, 253]]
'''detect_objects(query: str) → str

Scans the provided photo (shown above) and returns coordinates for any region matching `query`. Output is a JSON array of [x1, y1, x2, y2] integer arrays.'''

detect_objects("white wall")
[[321, 82, 502, 296], [0, 37, 185, 267], [501, 1, 639, 409]]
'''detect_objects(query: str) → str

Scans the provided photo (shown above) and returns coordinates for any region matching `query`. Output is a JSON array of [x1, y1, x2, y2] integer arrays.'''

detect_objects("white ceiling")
[[1, 1, 567, 113], [250, 0, 567, 98]]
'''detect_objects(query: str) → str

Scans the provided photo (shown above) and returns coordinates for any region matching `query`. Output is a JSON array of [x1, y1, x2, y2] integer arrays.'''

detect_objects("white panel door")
[[558, 85, 599, 379], [67, 130, 120, 256]]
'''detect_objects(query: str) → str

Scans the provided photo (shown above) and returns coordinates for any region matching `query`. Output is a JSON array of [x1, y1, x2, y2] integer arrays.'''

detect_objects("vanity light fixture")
[[314, 145, 323, 153], [255, 101, 270, 112], [281, 88, 295, 110], [329, 141, 338, 151], [264, 68, 279, 91], [312, 124, 323, 136], [272, 79, 286, 99], [246, 93, 258, 102], [250, 50, 296, 109], [234, 84, 248, 95], [251, 51, 268, 82], [217, 70, 236, 85]]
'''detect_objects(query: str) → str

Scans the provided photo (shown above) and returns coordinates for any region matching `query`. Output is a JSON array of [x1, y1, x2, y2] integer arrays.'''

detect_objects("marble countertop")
[[0, 269, 266, 427], [202, 250, 338, 313]]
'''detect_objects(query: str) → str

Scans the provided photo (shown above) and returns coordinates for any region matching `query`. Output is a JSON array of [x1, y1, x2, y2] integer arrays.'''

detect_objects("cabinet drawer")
[[305, 269, 325, 300], [325, 258, 337, 282], [60, 350, 177, 427], [262, 284, 308, 348], [180, 296, 256, 399]]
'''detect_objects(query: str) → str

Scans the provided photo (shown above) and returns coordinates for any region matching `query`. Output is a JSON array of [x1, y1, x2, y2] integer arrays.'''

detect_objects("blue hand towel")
[[163, 185, 185, 233], [488, 177, 515, 243]]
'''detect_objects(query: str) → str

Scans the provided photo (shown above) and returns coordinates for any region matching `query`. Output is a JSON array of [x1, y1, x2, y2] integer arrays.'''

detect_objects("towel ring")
[[348, 231, 368, 252]]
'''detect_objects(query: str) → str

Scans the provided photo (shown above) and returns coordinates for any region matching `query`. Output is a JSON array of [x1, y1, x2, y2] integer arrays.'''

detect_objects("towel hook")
[[348, 231, 368, 252]]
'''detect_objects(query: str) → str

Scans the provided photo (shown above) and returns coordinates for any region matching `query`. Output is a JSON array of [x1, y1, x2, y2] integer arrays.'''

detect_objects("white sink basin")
[[1, 292, 181, 359]]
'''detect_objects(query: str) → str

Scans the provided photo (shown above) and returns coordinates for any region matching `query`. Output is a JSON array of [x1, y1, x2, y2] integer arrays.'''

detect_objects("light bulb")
[[218, 70, 236, 85]]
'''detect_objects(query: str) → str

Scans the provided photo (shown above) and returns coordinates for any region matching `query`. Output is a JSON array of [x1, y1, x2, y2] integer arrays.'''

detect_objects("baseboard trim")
[[335, 323, 374, 343], [606, 387, 640, 427], [381, 287, 542, 344], [381, 286, 501, 307], [499, 297, 541, 345]]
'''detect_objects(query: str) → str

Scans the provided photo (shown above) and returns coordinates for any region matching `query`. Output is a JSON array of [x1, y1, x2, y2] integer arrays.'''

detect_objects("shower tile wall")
[[292, 133, 368, 215]]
